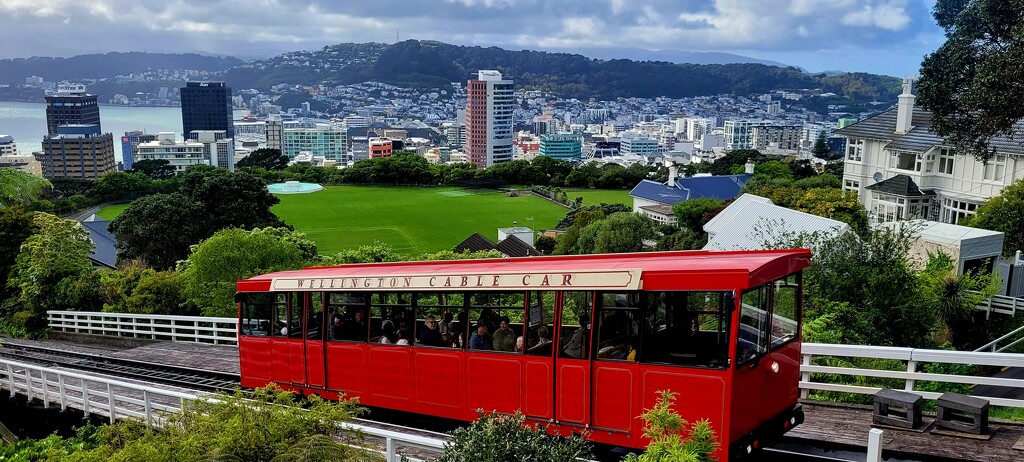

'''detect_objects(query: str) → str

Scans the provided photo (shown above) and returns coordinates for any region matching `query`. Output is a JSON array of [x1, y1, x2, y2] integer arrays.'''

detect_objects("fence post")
[[82, 379, 90, 416], [144, 390, 152, 426], [58, 375, 67, 411], [904, 360, 917, 392], [6, 363, 14, 394], [41, 369, 50, 408], [867, 428, 883, 462], [800, 353, 811, 400], [107, 383, 116, 421], [986, 297, 993, 320], [23, 368, 33, 401], [386, 437, 396, 462]]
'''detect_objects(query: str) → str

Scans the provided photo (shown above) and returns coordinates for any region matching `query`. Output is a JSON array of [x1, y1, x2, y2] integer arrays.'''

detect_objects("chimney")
[[895, 77, 916, 134], [744, 162, 755, 175], [665, 158, 678, 185]]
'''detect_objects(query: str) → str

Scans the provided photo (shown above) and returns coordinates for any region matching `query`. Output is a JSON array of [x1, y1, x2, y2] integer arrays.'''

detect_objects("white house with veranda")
[[835, 77, 1024, 226]]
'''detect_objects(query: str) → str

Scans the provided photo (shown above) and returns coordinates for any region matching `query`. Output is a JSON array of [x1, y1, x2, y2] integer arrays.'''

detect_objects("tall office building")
[[266, 116, 283, 151], [0, 135, 17, 156], [465, 70, 514, 168], [180, 82, 234, 139], [45, 84, 100, 136], [137, 133, 206, 173], [190, 130, 235, 172], [539, 134, 582, 162], [38, 124, 115, 179], [121, 130, 158, 171], [282, 123, 347, 161]]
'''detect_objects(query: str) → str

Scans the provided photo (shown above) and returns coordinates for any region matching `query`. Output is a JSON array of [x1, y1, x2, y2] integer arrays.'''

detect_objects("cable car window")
[[272, 293, 289, 337], [414, 293, 464, 348], [287, 294, 303, 338], [737, 286, 770, 365], [559, 292, 593, 360], [469, 292, 525, 353], [640, 291, 730, 369], [240, 293, 272, 336], [306, 292, 324, 340], [595, 292, 641, 362], [371, 293, 412, 345], [525, 291, 556, 356], [771, 274, 801, 348], [326, 293, 368, 342]]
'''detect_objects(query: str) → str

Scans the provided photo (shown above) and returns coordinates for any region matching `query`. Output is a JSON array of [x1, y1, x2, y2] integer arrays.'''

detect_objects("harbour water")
[[0, 101, 243, 163]]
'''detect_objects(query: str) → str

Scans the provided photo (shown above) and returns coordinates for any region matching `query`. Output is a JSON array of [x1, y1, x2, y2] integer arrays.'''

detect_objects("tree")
[[130, 159, 176, 179], [437, 411, 592, 462], [109, 194, 207, 269], [0, 206, 37, 293], [179, 227, 317, 317], [93, 171, 154, 199], [917, 0, 1024, 163], [323, 241, 403, 265], [5, 213, 100, 328], [812, 131, 831, 158], [961, 179, 1024, 256], [111, 170, 288, 269], [553, 209, 606, 255], [575, 212, 657, 254], [673, 198, 725, 233], [100, 266, 187, 315], [624, 391, 719, 462], [0, 167, 51, 206], [237, 148, 289, 170], [534, 235, 557, 254]]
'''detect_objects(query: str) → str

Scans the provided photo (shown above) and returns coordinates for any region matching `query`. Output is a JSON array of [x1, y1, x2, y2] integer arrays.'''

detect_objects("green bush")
[[437, 411, 592, 462], [623, 390, 719, 462]]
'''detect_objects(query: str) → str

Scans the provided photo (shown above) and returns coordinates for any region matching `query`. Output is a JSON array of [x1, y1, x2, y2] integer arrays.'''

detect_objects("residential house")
[[628, 162, 751, 225], [836, 78, 1024, 226]]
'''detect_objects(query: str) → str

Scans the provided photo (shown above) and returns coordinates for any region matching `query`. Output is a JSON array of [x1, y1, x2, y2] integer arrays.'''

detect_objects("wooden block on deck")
[[935, 392, 989, 435], [873, 389, 923, 429], [931, 425, 998, 441]]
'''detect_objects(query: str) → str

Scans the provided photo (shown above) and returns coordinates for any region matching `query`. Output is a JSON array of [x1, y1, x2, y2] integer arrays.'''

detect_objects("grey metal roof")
[[834, 106, 1024, 156], [702, 194, 849, 251], [865, 174, 927, 197]]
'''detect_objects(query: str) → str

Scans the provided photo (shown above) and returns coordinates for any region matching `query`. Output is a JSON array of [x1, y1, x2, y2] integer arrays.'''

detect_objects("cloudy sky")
[[1, 0, 943, 76]]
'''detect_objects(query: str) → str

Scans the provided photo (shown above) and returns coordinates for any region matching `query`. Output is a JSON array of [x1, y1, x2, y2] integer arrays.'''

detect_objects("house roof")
[[702, 194, 849, 251], [494, 235, 543, 257], [81, 214, 117, 269], [638, 204, 675, 217], [628, 174, 751, 206], [877, 219, 1003, 246], [865, 174, 927, 197], [834, 106, 1024, 156], [453, 233, 496, 253]]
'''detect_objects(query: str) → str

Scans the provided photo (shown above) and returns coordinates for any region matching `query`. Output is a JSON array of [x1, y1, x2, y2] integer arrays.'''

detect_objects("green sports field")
[[560, 188, 632, 206], [98, 186, 575, 256]]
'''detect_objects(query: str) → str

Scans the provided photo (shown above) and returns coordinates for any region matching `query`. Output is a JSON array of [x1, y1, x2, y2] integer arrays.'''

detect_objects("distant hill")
[[221, 40, 901, 102], [549, 47, 791, 67], [0, 52, 244, 84]]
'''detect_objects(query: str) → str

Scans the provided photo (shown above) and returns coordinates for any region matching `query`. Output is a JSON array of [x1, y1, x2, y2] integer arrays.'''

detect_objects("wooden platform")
[[788, 402, 1024, 462], [109, 342, 240, 375]]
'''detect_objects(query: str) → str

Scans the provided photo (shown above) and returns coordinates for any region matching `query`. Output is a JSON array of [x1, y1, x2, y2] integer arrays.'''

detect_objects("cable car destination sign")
[[271, 269, 642, 292]]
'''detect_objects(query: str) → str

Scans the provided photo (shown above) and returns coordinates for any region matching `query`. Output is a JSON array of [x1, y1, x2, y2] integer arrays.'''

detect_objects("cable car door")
[[732, 286, 774, 438], [270, 293, 304, 386], [304, 292, 326, 388], [523, 291, 556, 422], [554, 292, 593, 427]]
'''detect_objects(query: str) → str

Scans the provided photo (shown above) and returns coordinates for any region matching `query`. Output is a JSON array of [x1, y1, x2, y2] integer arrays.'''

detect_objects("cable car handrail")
[[800, 343, 1024, 408]]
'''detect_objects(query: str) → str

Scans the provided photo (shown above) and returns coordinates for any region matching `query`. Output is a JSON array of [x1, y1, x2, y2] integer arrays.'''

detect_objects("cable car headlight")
[[771, 361, 780, 373]]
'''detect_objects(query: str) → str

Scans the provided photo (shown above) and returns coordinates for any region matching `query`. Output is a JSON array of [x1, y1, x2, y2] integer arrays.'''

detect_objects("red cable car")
[[236, 249, 811, 460]]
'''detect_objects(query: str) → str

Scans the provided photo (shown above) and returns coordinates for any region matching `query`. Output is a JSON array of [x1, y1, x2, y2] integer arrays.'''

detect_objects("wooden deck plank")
[[788, 402, 1024, 462]]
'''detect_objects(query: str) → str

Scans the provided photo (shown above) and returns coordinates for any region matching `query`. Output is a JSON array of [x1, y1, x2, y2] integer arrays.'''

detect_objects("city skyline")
[[1, 0, 942, 77]]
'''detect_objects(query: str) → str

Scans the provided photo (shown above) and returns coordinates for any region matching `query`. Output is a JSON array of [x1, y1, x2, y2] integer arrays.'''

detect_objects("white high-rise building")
[[190, 130, 235, 172], [465, 70, 514, 168], [0, 135, 17, 156], [723, 119, 773, 150], [282, 123, 348, 162], [137, 133, 206, 173]]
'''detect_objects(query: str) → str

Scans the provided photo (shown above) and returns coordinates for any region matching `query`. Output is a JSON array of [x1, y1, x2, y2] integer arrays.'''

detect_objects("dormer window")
[[983, 154, 1006, 182]]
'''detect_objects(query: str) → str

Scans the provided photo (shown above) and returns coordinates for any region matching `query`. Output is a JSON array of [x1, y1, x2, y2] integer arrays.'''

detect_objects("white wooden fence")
[[801, 343, 1024, 408], [47, 311, 238, 345], [974, 293, 1024, 318]]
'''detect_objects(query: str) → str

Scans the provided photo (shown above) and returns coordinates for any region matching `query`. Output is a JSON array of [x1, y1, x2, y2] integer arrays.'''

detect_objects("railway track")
[[0, 343, 240, 393]]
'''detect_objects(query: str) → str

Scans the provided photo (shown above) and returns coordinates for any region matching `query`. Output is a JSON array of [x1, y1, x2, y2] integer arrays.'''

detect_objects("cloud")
[[0, 0, 939, 75]]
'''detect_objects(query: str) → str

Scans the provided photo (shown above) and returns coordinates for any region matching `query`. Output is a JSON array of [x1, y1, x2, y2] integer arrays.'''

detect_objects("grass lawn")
[[560, 188, 633, 206], [96, 203, 130, 220], [95, 186, 586, 256], [273, 186, 570, 255]]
